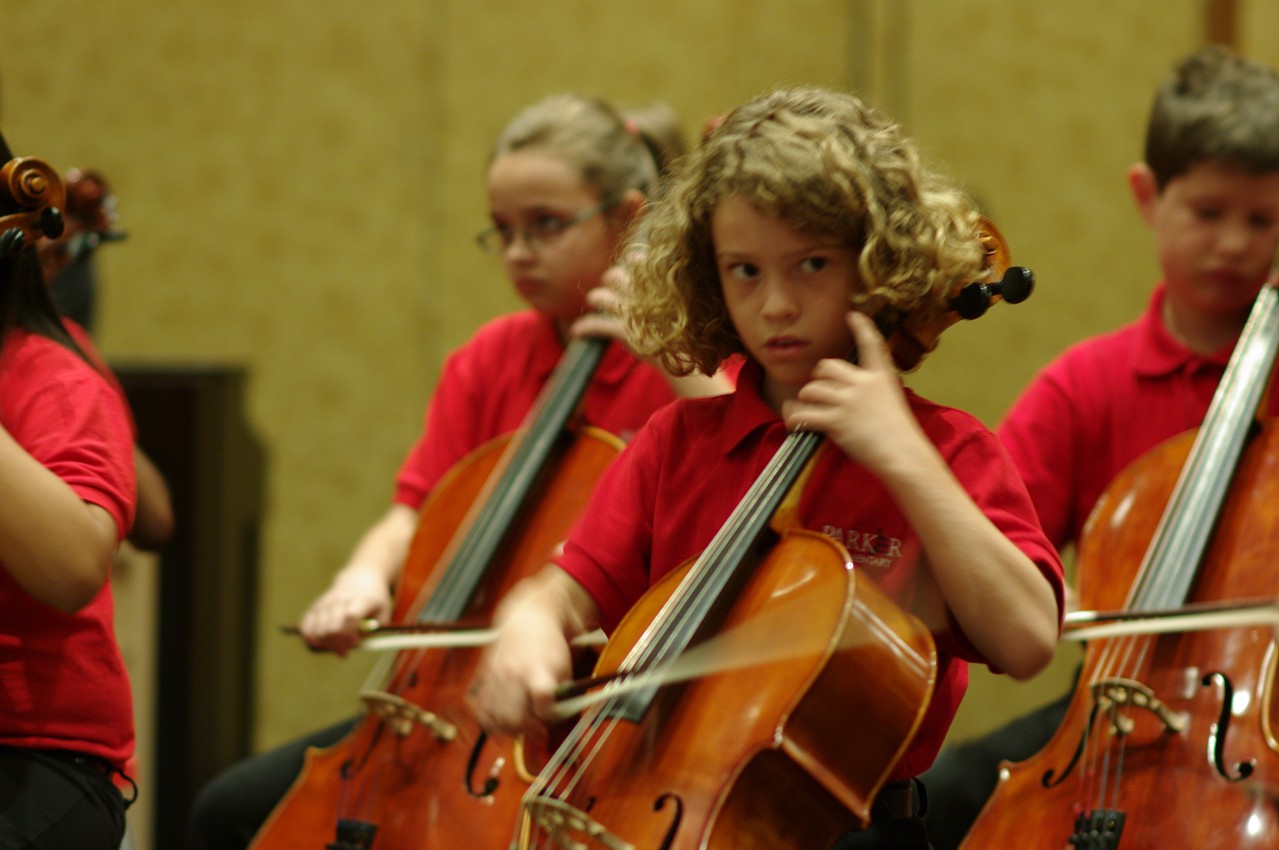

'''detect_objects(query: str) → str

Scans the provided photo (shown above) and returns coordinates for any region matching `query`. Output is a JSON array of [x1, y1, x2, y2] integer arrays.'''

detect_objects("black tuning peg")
[[0, 227, 25, 257], [37, 207, 64, 240], [950, 266, 1036, 320]]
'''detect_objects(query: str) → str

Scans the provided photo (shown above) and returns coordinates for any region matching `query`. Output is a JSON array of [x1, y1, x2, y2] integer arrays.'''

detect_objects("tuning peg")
[[999, 266, 1035, 304], [37, 207, 64, 240], [0, 228, 25, 257], [950, 266, 1036, 320]]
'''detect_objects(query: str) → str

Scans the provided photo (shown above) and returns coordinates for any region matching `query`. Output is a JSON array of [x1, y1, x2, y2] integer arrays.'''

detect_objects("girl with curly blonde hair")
[[470, 86, 1063, 850], [628, 85, 987, 378]]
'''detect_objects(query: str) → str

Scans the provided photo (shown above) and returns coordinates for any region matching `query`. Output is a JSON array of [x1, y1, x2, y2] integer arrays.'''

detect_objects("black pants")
[[188, 718, 357, 850], [0, 748, 126, 850], [919, 688, 1073, 850]]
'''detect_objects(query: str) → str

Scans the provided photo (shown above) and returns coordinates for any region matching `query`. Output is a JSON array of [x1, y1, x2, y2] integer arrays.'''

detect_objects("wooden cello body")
[[549, 530, 936, 849], [250, 338, 622, 850], [513, 431, 938, 850], [960, 285, 1279, 849]]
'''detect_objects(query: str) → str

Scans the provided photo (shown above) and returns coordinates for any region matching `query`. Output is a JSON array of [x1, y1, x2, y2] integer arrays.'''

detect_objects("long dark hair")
[[1, 245, 78, 345], [0, 129, 85, 360]]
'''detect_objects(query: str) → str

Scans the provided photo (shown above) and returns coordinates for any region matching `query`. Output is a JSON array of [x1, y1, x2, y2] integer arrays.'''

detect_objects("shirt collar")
[[718, 358, 786, 452], [1134, 283, 1235, 377], [525, 312, 637, 386]]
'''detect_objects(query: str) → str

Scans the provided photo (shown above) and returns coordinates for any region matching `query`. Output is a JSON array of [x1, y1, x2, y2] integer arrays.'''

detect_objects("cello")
[[959, 280, 1279, 849], [511, 224, 1034, 850], [250, 333, 626, 850]]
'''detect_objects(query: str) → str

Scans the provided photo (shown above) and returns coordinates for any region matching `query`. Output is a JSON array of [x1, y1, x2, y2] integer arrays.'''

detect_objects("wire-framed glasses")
[[474, 200, 612, 255]]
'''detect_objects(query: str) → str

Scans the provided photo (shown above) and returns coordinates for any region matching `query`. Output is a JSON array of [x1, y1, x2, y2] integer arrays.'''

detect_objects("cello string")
[[534, 555, 838, 811], [521, 429, 822, 838], [619, 429, 819, 680], [373, 338, 605, 729], [426, 336, 605, 619], [552, 595, 901, 718], [1071, 283, 1279, 823], [323, 337, 609, 840]]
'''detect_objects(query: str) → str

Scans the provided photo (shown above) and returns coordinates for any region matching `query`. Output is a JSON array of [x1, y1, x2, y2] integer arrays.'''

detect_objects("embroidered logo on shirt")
[[820, 525, 902, 569]]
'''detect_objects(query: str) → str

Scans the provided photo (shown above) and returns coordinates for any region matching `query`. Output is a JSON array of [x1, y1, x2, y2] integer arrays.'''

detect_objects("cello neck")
[[418, 335, 609, 623], [606, 424, 825, 720], [1129, 282, 1279, 612]]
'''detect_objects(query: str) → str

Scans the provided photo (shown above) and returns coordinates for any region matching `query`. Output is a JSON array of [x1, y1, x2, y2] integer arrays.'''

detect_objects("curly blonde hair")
[[626, 86, 986, 375]]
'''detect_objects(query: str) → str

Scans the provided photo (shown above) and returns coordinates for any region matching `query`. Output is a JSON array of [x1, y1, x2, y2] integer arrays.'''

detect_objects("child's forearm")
[[0, 425, 117, 611], [876, 440, 1060, 680]]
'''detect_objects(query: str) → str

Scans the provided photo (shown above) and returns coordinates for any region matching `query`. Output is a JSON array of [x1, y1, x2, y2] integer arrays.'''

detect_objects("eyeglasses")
[[475, 201, 611, 256]]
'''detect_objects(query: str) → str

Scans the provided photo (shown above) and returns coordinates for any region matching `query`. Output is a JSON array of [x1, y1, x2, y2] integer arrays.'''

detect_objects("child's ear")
[[1127, 162, 1159, 226]]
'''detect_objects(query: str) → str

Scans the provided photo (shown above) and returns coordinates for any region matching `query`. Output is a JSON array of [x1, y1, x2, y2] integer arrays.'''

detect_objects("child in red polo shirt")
[[189, 94, 732, 850], [0, 144, 136, 850], [921, 44, 1279, 850], [468, 86, 1064, 850]]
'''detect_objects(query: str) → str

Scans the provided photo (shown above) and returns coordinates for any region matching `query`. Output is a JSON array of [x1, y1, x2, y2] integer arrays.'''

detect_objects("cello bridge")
[[1089, 677, 1188, 735], [522, 798, 634, 850], [360, 690, 457, 741]]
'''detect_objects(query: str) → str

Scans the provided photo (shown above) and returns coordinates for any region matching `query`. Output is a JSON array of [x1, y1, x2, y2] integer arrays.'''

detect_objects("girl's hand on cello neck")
[[566, 265, 630, 342], [784, 311, 1059, 679], [782, 311, 925, 473], [571, 258, 734, 400]]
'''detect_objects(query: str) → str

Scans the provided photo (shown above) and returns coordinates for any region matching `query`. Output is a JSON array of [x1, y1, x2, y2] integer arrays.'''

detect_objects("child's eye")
[[490, 223, 516, 247], [529, 215, 571, 239], [800, 256, 829, 273], [726, 262, 759, 280]]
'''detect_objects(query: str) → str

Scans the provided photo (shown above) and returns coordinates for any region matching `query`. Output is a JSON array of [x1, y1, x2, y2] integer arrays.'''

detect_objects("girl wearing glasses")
[[190, 93, 730, 850]]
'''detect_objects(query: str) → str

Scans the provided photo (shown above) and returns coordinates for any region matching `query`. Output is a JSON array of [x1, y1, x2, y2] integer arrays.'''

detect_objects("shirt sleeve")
[[997, 360, 1086, 552], [937, 422, 1066, 663], [554, 413, 670, 633], [10, 352, 136, 542], [393, 346, 490, 510]]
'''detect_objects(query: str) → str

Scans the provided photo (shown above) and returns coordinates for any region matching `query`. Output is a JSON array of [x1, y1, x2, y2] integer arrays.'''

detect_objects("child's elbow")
[[47, 508, 118, 612], [47, 551, 112, 613], [999, 624, 1058, 681], [129, 503, 175, 552]]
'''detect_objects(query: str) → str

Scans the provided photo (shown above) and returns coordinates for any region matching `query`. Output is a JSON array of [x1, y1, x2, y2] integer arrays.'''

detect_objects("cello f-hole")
[[1202, 671, 1257, 781], [1042, 702, 1104, 788], [465, 731, 502, 799], [652, 792, 684, 850]]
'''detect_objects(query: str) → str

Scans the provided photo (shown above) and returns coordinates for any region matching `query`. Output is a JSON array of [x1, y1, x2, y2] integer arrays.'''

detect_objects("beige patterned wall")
[[889, 0, 1207, 739], [1, 0, 1253, 794]]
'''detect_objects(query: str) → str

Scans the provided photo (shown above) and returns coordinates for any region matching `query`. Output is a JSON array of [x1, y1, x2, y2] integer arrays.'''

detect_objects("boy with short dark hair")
[[924, 43, 1279, 850]]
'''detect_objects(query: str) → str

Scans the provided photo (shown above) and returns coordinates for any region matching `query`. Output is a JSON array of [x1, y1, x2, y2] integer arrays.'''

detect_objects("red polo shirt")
[[556, 359, 1063, 779], [0, 329, 136, 770], [997, 284, 1279, 552], [394, 311, 678, 509]]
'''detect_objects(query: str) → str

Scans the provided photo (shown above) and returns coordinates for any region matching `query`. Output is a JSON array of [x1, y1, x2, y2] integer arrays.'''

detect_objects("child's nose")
[[761, 279, 798, 318], [1217, 219, 1254, 255], [502, 230, 537, 261]]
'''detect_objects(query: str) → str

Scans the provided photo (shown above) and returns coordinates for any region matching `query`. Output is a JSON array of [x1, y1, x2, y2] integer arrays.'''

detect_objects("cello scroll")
[[889, 217, 1035, 370], [0, 132, 65, 257]]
